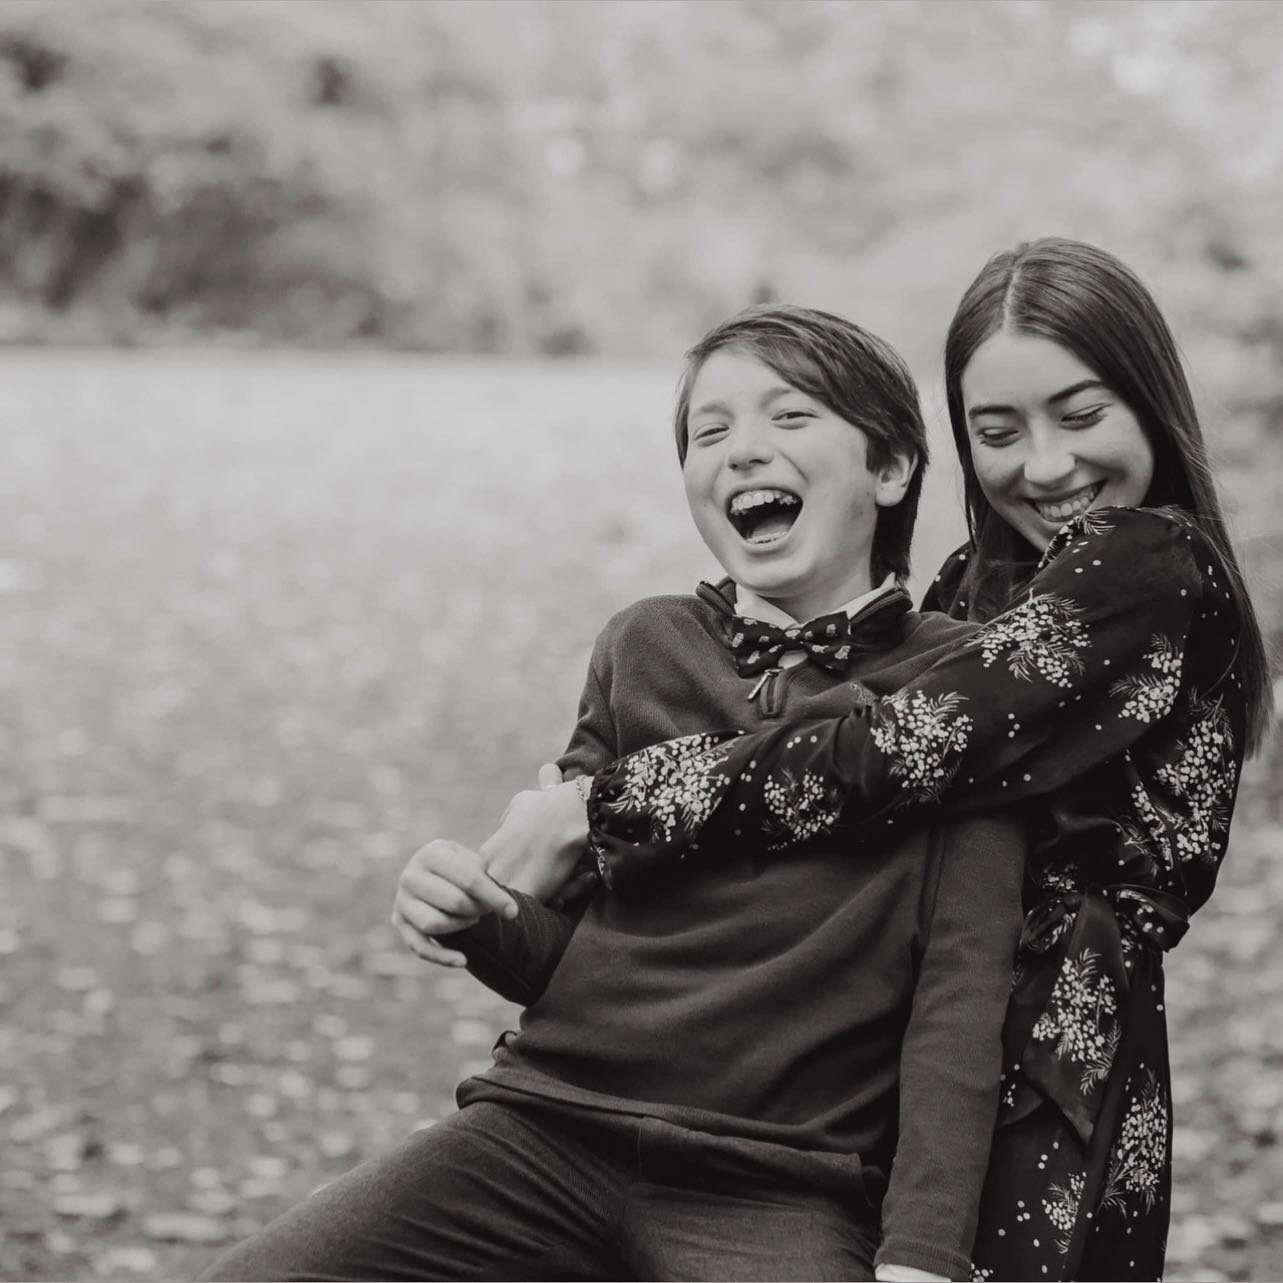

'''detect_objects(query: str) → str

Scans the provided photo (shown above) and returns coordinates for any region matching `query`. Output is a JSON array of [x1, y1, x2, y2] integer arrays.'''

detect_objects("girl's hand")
[[392, 838, 518, 967], [480, 778, 590, 900]]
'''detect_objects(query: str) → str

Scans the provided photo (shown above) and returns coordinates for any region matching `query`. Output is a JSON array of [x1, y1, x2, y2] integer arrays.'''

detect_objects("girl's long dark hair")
[[944, 237, 1272, 753]]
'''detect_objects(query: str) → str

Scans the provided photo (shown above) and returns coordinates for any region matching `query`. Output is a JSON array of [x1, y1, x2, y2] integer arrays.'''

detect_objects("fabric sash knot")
[[1019, 883, 1190, 958], [1013, 884, 1190, 1144]]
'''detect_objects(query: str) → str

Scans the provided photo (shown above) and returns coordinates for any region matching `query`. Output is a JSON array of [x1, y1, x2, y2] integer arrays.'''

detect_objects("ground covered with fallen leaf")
[[1, 353, 1280, 1281]]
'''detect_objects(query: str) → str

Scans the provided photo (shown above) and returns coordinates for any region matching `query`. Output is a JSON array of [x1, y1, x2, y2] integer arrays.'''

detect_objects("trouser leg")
[[626, 1181, 878, 1282], [623, 1119, 878, 1282], [198, 1101, 628, 1282]]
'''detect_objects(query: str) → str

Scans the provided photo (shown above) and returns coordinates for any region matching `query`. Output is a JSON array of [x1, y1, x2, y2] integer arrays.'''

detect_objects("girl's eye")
[[1063, 406, 1107, 428], [976, 427, 1017, 447], [773, 410, 813, 425]]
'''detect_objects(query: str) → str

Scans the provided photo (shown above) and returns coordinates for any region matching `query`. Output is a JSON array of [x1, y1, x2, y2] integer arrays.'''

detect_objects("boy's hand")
[[480, 779, 589, 900], [392, 839, 519, 967]]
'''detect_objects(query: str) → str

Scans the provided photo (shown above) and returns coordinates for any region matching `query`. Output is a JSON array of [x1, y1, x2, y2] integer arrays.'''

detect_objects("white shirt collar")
[[734, 575, 899, 628]]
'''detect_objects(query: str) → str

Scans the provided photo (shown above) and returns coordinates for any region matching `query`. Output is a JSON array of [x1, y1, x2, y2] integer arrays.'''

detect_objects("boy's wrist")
[[875, 1237, 969, 1282], [874, 1265, 950, 1282]]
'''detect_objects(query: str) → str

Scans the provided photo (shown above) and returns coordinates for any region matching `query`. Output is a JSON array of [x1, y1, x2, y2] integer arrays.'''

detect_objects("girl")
[[484, 238, 1274, 1280]]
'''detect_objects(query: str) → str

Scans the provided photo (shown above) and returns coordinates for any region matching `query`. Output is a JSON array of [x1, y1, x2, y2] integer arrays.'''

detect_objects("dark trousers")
[[199, 1099, 878, 1281]]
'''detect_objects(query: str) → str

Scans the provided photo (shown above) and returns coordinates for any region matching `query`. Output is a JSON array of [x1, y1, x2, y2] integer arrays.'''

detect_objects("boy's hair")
[[673, 304, 928, 584]]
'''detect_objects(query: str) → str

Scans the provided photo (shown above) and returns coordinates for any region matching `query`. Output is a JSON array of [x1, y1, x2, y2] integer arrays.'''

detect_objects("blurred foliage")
[[0, 353, 1278, 1281], [0, 0, 1281, 440]]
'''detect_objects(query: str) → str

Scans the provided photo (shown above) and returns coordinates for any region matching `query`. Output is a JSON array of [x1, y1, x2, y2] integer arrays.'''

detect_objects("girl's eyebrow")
[[968, 379, 1110, 421], [967, 401, 1016, 421], [1047, 378, 1108, 406]]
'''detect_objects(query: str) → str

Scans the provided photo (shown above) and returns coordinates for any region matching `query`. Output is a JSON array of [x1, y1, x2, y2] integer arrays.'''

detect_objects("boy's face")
[[682, 347, 914, 622]]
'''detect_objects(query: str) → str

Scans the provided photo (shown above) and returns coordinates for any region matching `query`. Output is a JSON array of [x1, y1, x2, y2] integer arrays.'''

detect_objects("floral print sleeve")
[[587, 507, 1224, 887]]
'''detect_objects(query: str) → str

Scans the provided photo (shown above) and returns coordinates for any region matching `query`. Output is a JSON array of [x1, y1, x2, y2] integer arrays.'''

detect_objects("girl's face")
[[961, 330, 1155, 552]]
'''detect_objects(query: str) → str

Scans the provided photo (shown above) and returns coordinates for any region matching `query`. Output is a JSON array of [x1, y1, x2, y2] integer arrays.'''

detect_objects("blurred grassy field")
[[1, 352, 1280, 1281]]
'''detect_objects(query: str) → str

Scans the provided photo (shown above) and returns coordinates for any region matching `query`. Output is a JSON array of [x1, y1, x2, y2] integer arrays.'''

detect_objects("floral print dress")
[[584, 507, 1248, 1282]]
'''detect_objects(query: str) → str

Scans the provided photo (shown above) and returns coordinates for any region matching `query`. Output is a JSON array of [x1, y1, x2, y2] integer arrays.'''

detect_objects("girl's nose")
[[1023, 430, 1076, 488]]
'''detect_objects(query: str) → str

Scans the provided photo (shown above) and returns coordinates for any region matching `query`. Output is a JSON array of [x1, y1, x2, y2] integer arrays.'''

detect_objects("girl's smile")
[[961, 331, 1155, 552]]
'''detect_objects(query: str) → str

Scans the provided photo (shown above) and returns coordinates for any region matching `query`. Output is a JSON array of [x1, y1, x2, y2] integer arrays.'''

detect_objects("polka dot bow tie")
[[729, 588, 912, 678]]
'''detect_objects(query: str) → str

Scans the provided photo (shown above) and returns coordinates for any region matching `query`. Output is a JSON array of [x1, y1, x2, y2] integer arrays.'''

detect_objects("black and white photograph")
[[1, 2, 1280, 1280]]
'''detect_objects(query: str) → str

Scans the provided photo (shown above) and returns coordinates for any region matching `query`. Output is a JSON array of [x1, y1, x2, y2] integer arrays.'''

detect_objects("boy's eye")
[[691, 422, 728, 444]]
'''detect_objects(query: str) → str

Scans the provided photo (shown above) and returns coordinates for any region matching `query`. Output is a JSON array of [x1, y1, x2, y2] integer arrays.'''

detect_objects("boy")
[[205, 306, 1023, 1282]]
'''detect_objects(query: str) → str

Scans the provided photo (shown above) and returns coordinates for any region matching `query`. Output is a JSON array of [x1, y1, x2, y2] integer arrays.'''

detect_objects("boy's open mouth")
[[727, 487, 802, 545]]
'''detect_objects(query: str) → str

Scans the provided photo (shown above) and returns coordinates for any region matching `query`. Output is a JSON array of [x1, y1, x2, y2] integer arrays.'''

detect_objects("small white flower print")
[[762, 768, 842, 849], [1042, 1169, 1085, 1255], [1154, 695, 1237, 868], [974, 592, 1089, 688], [1101, 1071, 1167, 1214], [1111, 635, 1183, 723], [604, 733, 734, 846], [1032, 948, 1120, 1091], [870, 688, 973, 803], [1113, 810, 1170, 881]]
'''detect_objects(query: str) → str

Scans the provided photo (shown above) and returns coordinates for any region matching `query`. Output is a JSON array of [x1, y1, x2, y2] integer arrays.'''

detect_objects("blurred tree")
[[0, 0, 1278, 446]]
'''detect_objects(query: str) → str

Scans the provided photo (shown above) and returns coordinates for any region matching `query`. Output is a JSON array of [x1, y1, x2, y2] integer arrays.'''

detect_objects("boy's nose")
[[727, 422, 774, 470]]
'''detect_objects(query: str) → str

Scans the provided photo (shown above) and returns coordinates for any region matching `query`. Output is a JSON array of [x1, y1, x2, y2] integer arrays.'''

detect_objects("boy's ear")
[[874, 448, 919, 509]]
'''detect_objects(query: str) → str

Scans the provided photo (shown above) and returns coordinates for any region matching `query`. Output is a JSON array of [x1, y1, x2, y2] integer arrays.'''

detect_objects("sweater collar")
[[734, 576, 899, 628]]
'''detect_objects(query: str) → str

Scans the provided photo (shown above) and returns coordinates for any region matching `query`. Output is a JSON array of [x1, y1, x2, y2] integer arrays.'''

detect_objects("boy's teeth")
[[729, 488, 798, 515], [1034, 484, 1102, 523]]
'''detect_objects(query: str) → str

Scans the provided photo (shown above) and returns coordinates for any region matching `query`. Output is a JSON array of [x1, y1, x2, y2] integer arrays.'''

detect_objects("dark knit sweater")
[[453, 584, 1024, 1280]]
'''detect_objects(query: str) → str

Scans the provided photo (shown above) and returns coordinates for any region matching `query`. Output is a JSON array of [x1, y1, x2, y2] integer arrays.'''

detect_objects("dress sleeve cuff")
[[584, 772, 614, 889]]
